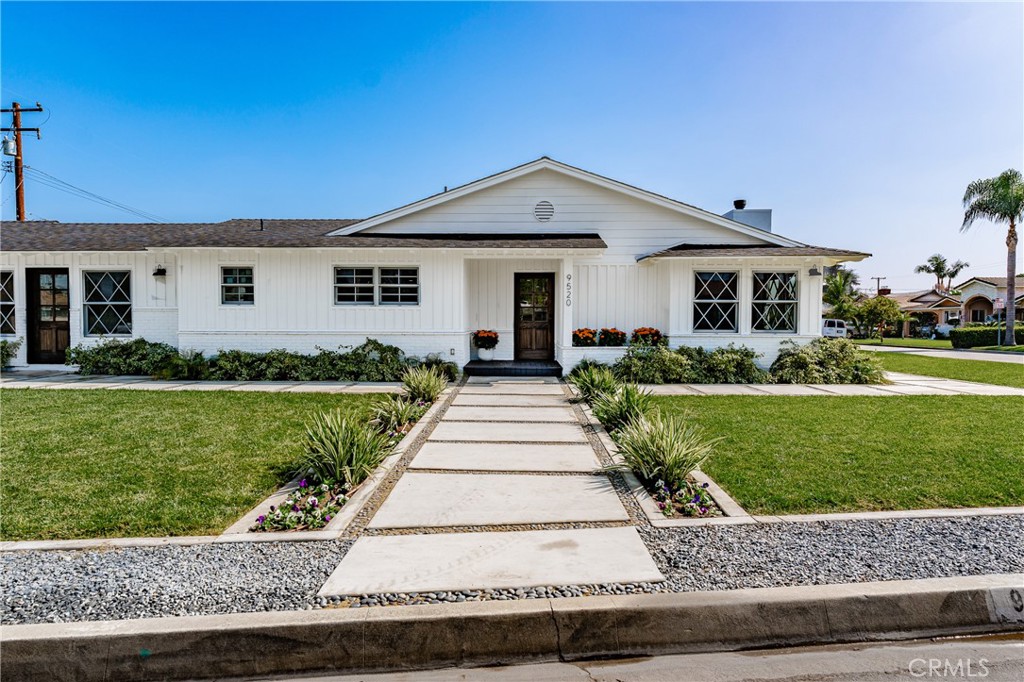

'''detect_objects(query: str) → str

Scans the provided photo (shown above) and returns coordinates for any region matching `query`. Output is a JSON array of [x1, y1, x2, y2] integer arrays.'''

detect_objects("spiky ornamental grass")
[[370, 394, 428, 435], [568, 365, 619, 404], [608, 412, 718, 492], [591, 383, 654, 432], [401, 365, 449, 403], [298, 410, 394, 490]]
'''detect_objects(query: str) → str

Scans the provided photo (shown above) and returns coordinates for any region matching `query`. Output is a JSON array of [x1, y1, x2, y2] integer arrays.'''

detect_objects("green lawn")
[[655, 396, 1024, 515], [857, 338, 952, 349], [874, 352, 1024, 388], [0, 389, 384, 540]]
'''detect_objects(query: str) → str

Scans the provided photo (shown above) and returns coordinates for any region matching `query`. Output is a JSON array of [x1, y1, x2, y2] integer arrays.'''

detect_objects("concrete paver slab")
[[688, 384, 765, 396], [319, 527, 663, 595], [460, 384, 566, 395], [750, 385, 834, 396], [452, 393, 568, 407], [872, 383, 961, 396], [410, 442, 601, 472], [367, 473, 628, 528], [429, 421, 587, 443], [443, 406, 577, 422]]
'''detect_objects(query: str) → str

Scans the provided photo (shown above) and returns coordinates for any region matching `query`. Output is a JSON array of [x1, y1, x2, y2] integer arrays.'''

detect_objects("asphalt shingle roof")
[[638, 243, 871, 261]]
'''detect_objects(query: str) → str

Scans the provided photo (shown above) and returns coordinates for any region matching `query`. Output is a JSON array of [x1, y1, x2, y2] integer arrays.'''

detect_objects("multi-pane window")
[[0, 271, 14, 335], [221, 267, 254, 305], [693, 272, 737, 332], [84, 271, 132, 335], [752, 272, 798, 332], [379, 268, 419, 305], [334, 267, 375, 305]]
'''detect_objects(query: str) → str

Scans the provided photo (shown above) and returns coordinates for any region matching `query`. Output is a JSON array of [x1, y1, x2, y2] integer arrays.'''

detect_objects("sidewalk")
[[864, 345, 1024, 364]]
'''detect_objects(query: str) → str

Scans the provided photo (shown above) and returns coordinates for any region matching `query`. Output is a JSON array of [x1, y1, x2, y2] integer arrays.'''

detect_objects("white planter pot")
[[477, 347, 495, 361]]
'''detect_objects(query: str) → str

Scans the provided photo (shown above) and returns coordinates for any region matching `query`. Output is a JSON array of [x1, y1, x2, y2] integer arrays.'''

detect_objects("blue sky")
[[2, 1, 1021, 291]]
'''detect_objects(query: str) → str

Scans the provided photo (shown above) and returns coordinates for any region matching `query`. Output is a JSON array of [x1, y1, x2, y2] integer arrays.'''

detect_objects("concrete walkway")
[[643, 371, 1024, 396], [0, 369, 402, 393], [319, 377, 664, 596], [864, 344, 1024, 364]]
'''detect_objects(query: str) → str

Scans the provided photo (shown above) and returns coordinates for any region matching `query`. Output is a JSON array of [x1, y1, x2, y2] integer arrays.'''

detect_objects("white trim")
[[326, 158, 804, 248]]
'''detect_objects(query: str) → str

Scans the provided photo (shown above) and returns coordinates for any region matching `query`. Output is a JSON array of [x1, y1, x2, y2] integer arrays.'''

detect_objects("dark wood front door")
[[27, 268, 71, 364], [514, 273, 555, 361]]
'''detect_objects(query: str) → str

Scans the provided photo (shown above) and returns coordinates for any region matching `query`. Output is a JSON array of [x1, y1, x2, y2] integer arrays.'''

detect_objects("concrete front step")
[[443, 406, 577, 423], [460, 384, 566, 396], [452, 393, 569, 407], [429, 421, 588, 443], [410, 443, 601, 472], [319, 527, 663, 595], [367, 473, 629, 528]]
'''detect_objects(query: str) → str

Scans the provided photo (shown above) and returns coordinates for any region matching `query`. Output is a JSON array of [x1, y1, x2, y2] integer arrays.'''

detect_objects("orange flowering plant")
[[631, 327, 664, 346], [598, 328, 627, 347], [472, 329, 499, 350], [572, 328, 597, 347]]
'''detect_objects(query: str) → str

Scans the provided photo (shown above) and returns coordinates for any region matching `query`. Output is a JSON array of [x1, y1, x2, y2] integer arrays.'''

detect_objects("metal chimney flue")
[[733, 199, 747, 210]]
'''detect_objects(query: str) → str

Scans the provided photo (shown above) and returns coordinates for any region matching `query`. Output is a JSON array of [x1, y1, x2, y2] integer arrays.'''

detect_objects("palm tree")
[[944, 259, 969, 292], [914, 254, 949, 292], [962, 169, 1024, 344], [823, 267, 860, 320]]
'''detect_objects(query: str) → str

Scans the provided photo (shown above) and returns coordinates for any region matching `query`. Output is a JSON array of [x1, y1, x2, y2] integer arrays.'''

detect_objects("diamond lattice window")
[[221, 267, 255, 305], [693, 272, 737, 332], [0, 271, 14, 335], [84, 271, 132, 335], [752, 272, 798, 332]]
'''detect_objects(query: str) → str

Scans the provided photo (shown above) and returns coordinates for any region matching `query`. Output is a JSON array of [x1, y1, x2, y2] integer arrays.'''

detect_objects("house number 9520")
[[565, 273, 572, 307]]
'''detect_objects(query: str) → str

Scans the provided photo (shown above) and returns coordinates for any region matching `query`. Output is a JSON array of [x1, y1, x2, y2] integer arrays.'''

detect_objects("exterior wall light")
[[153, 265, 167, 277], [808, 267, 822, 277]]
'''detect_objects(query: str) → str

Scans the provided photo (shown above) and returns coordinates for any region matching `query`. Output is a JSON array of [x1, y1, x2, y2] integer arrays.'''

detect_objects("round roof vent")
[[533, 200, 554, 222]]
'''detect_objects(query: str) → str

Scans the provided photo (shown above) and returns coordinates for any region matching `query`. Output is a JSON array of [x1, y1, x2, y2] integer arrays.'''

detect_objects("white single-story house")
[[0, 158, 868, 374], [954, 275, 1024, 324]]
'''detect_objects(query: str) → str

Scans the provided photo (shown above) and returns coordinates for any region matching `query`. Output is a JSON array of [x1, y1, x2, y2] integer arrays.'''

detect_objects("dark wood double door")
[[514, 273, 555, 361], [27, 268, 71, 363]]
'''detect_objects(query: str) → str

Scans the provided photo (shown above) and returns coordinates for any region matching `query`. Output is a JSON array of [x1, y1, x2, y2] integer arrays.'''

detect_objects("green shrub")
[[66, 338, 179, 376], [950, 325, 1024, 348], [568, 358, 611, 377], [689, 345, 767, 383], [568, 365, 619, 404], [297, 410, 394, 489], [417, 353, 459, 381], [607, 412, 717, 492], [154, 349, 210, 380], [613, 344, 692, 384], [0, 338, 23, 367], [402, 365, 449, 403], [370, 394, 428, 435], [591, 383, 654, 432], [770, 338, 885, 384]]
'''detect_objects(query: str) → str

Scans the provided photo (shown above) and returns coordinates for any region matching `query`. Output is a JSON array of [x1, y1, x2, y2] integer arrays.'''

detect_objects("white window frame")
[[751, 270, 799, 334], [692, 271, 739, 333], [220, 266, 255, 306], [332, 266, 420, 307], [83, 270, 133, 337], [333, 266, 377, 306], [0, 270, 15, 336]]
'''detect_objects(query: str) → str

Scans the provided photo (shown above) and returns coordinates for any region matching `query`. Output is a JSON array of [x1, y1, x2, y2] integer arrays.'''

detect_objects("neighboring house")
[[884, 289, 962, 336], [0, 158, 868, 373], [954, 275, 1024, 324]]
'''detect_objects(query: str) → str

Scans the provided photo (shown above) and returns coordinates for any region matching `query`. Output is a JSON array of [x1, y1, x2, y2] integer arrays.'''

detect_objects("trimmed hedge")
[[950, 325, 1024, 349]]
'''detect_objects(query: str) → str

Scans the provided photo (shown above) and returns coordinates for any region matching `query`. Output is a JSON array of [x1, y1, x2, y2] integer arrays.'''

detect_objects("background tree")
[[962, 169, 1024, 343], [853, 295, 905, 343], [823, 267, 860, 320], [944, 259, 969, 292], [914, 254, 950, 292]]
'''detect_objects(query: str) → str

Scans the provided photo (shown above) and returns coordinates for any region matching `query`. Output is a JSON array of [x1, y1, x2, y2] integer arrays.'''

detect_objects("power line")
[[23, 166, 167, 222]]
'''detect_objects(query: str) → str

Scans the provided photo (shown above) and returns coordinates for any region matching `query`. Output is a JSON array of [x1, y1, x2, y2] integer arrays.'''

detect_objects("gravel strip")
[[1, 540, 352, 625], [640, 515, 1024, 592]]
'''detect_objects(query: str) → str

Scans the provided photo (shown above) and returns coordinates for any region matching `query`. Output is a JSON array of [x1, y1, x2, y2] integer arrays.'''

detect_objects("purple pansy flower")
[[300, 479, 308, 488], [257, 515, 265, 524]]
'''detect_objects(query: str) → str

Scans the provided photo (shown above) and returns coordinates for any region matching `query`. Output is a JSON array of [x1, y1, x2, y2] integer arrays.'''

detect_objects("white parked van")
[[822, 319, 849, 338]]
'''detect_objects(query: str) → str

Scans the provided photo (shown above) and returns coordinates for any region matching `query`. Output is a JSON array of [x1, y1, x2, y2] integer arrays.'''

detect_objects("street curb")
[[3, 574, 1022, 682]]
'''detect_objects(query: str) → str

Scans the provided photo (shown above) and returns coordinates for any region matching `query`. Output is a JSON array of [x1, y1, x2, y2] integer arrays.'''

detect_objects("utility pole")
[[1, 101, 44, 222], [870, 276, 887, 295]]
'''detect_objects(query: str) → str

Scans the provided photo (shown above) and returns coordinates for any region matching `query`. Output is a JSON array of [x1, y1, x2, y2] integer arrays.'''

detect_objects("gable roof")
[[953, 275, 1024, 290], [0, 219, 605, 252], [326, 157, 805, 248], [637, 243, 870, 262], [885, 289, 961, 310]]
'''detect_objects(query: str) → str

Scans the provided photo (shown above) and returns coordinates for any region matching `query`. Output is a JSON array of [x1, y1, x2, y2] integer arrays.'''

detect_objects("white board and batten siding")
[[0, 251, 178, 366]]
